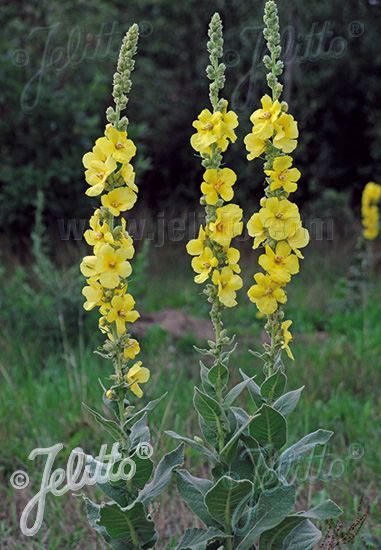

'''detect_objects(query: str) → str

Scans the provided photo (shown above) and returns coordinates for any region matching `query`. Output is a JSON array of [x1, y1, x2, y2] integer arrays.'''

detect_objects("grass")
[[0, 232, 380, 549]]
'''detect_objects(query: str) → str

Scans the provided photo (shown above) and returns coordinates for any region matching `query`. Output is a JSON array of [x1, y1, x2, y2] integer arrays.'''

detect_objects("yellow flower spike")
[[107, 294, 140, 334], [191, 247, 218, 284], [250, 94, 281, 140], [94, 244, 132, 289], [362, 181, 381, 240], [124, 339, 140, 360], [259, 242, 299, 284], [201, 168, 236, 205], [247, 212, 268, 249], [190, 109, 223, 152], [212, 266, 243, 308], [84, 156, 117, 197], [281, 320, 294, 360], [209, 204, 243, 247], [126, 362, 150, 398], [186, 226, 207, 256], [101, 187, 137, 217], [273, 112, 298, 153], [259, 197, 300, 241], [265, 156, 301, 193], [248, 272, 287, 314]]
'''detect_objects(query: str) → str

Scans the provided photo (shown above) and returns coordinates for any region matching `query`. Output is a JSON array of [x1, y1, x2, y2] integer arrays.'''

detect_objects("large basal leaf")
[[235, 486, 296, 550], [258, 499, 342, 549], [282, 519, 322, 550], [275, 429, 333, 476], [165, 431, 219, 466], [124, 394, 167, 427], [193, 387, 230, 432], [176, 470, 218, 527], [260, 370, 287, 402], [137, 444, 184, 507], [97, 500, 155, 543], [249, 404, 287, 451], [82, 403, 124, 441], [240, 369, 265, 409], [204, 476, 253, 527], [273, 387, 304, 418], [173, 527, 230, 550]]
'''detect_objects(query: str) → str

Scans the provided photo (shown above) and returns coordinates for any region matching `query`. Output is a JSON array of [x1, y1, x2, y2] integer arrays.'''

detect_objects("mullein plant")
[[79, 25, 184, 550], [169, 5, 343, 550]]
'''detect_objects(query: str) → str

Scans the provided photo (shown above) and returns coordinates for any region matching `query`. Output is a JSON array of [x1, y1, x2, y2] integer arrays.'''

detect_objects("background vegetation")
[[0, 0, 380, 548]]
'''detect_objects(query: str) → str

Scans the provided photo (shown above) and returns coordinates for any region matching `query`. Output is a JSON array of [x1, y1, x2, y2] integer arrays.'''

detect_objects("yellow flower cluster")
[[245, 95, 310, 359], [362, 181, 381, 240], [80, 124, 149, 398], [187, 103, 243, 308]]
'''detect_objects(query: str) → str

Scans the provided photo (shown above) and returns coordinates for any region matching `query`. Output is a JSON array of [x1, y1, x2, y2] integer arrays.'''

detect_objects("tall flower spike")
[[245, 0, 309, 373]]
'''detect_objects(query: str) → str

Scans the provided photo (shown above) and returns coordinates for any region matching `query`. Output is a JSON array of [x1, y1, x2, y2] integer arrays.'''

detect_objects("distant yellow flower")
[[281, 320, 294, 360], [186, 225, 207, 256], [250, 95, 281, 140], [126, 362, 150, 398], [201, 168, 236, 205], [362, 181, 381, 240], [95, 245, 132, 289], [101, 187, 137, 217], [259, 197, 300, 241], [97, 126, 136, 164], [248, 272, 287, 314], [247, 212, 267, 249], [259, 242, 299, 284], [107, 294, 140, 334], [84, 156, 117, 197], [265, 156, 301, 193], [191, 109, 223, 152], [273, 113, 298, 153], [191, 247, 218, 284], [209, 204, 243, 247], [124, 339, 140, 360], [212, 267, 243, 308]]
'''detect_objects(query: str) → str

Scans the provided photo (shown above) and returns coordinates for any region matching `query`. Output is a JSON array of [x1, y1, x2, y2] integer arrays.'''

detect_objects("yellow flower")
[[126, 361, 150, 398], [84, 155, 117, 197], [247, 272, 287, 314], [218, 103, 239, 143], [250, 95, 281, 140], [82, 279, 104, 311], [265, 156, 301, 193], [97, 125, 136, 164], [259, 197, 300, 241], [114, 219, 135, 257], [273, 113, 298, 153], [124, 339, 140, 360], [106, 389, 114, 399], [101, 187, 137, 217], [281, 320, 294, 360], [259, 242, 299, 284], [212, 267, 243, 308], [95, 244, 132, 289], [84, 218, 114, 254], [247, 212, 267, 249], [209, 204, 243, 247], [190, 109, 223, 152], [244, 133, 267, 161], [107, 294, 140, 334], [120, 162, 138, 192], [201, 168, 236, 205], [362, 182, 381, 240], [225, 247, 241, 273], [80, 255, 98, 278], [287, 225, 310, 258], [186, 225, 207, 256], [191, 247, 218, 284]]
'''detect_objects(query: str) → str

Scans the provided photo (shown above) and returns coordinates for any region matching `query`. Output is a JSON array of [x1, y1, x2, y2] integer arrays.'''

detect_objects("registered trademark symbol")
[[348, 21, 364, 38]]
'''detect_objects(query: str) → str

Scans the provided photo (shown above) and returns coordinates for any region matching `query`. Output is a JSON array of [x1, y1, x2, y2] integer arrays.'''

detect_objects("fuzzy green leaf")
[[283, 519, 322, 550], [224, 376, 257, 409], [173, 527, 229, 550], [208, 361, 229, 390], [166, 431, 219, 466], [176, 470, 218, 527], [124, 394, 167, 427], [82, 403, 124, 441], [249, 404, 287, 450], [273, 387, 304, 417], [220, 414, 260, 465], [205, 476, 253, 527], [97, 500, 155, 543], [240, 369, 265, 409], [260, 370, 287, 402], [129, 413, 150, 453], [193, 387, 230, 432], [275, 430, 333, 476]]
